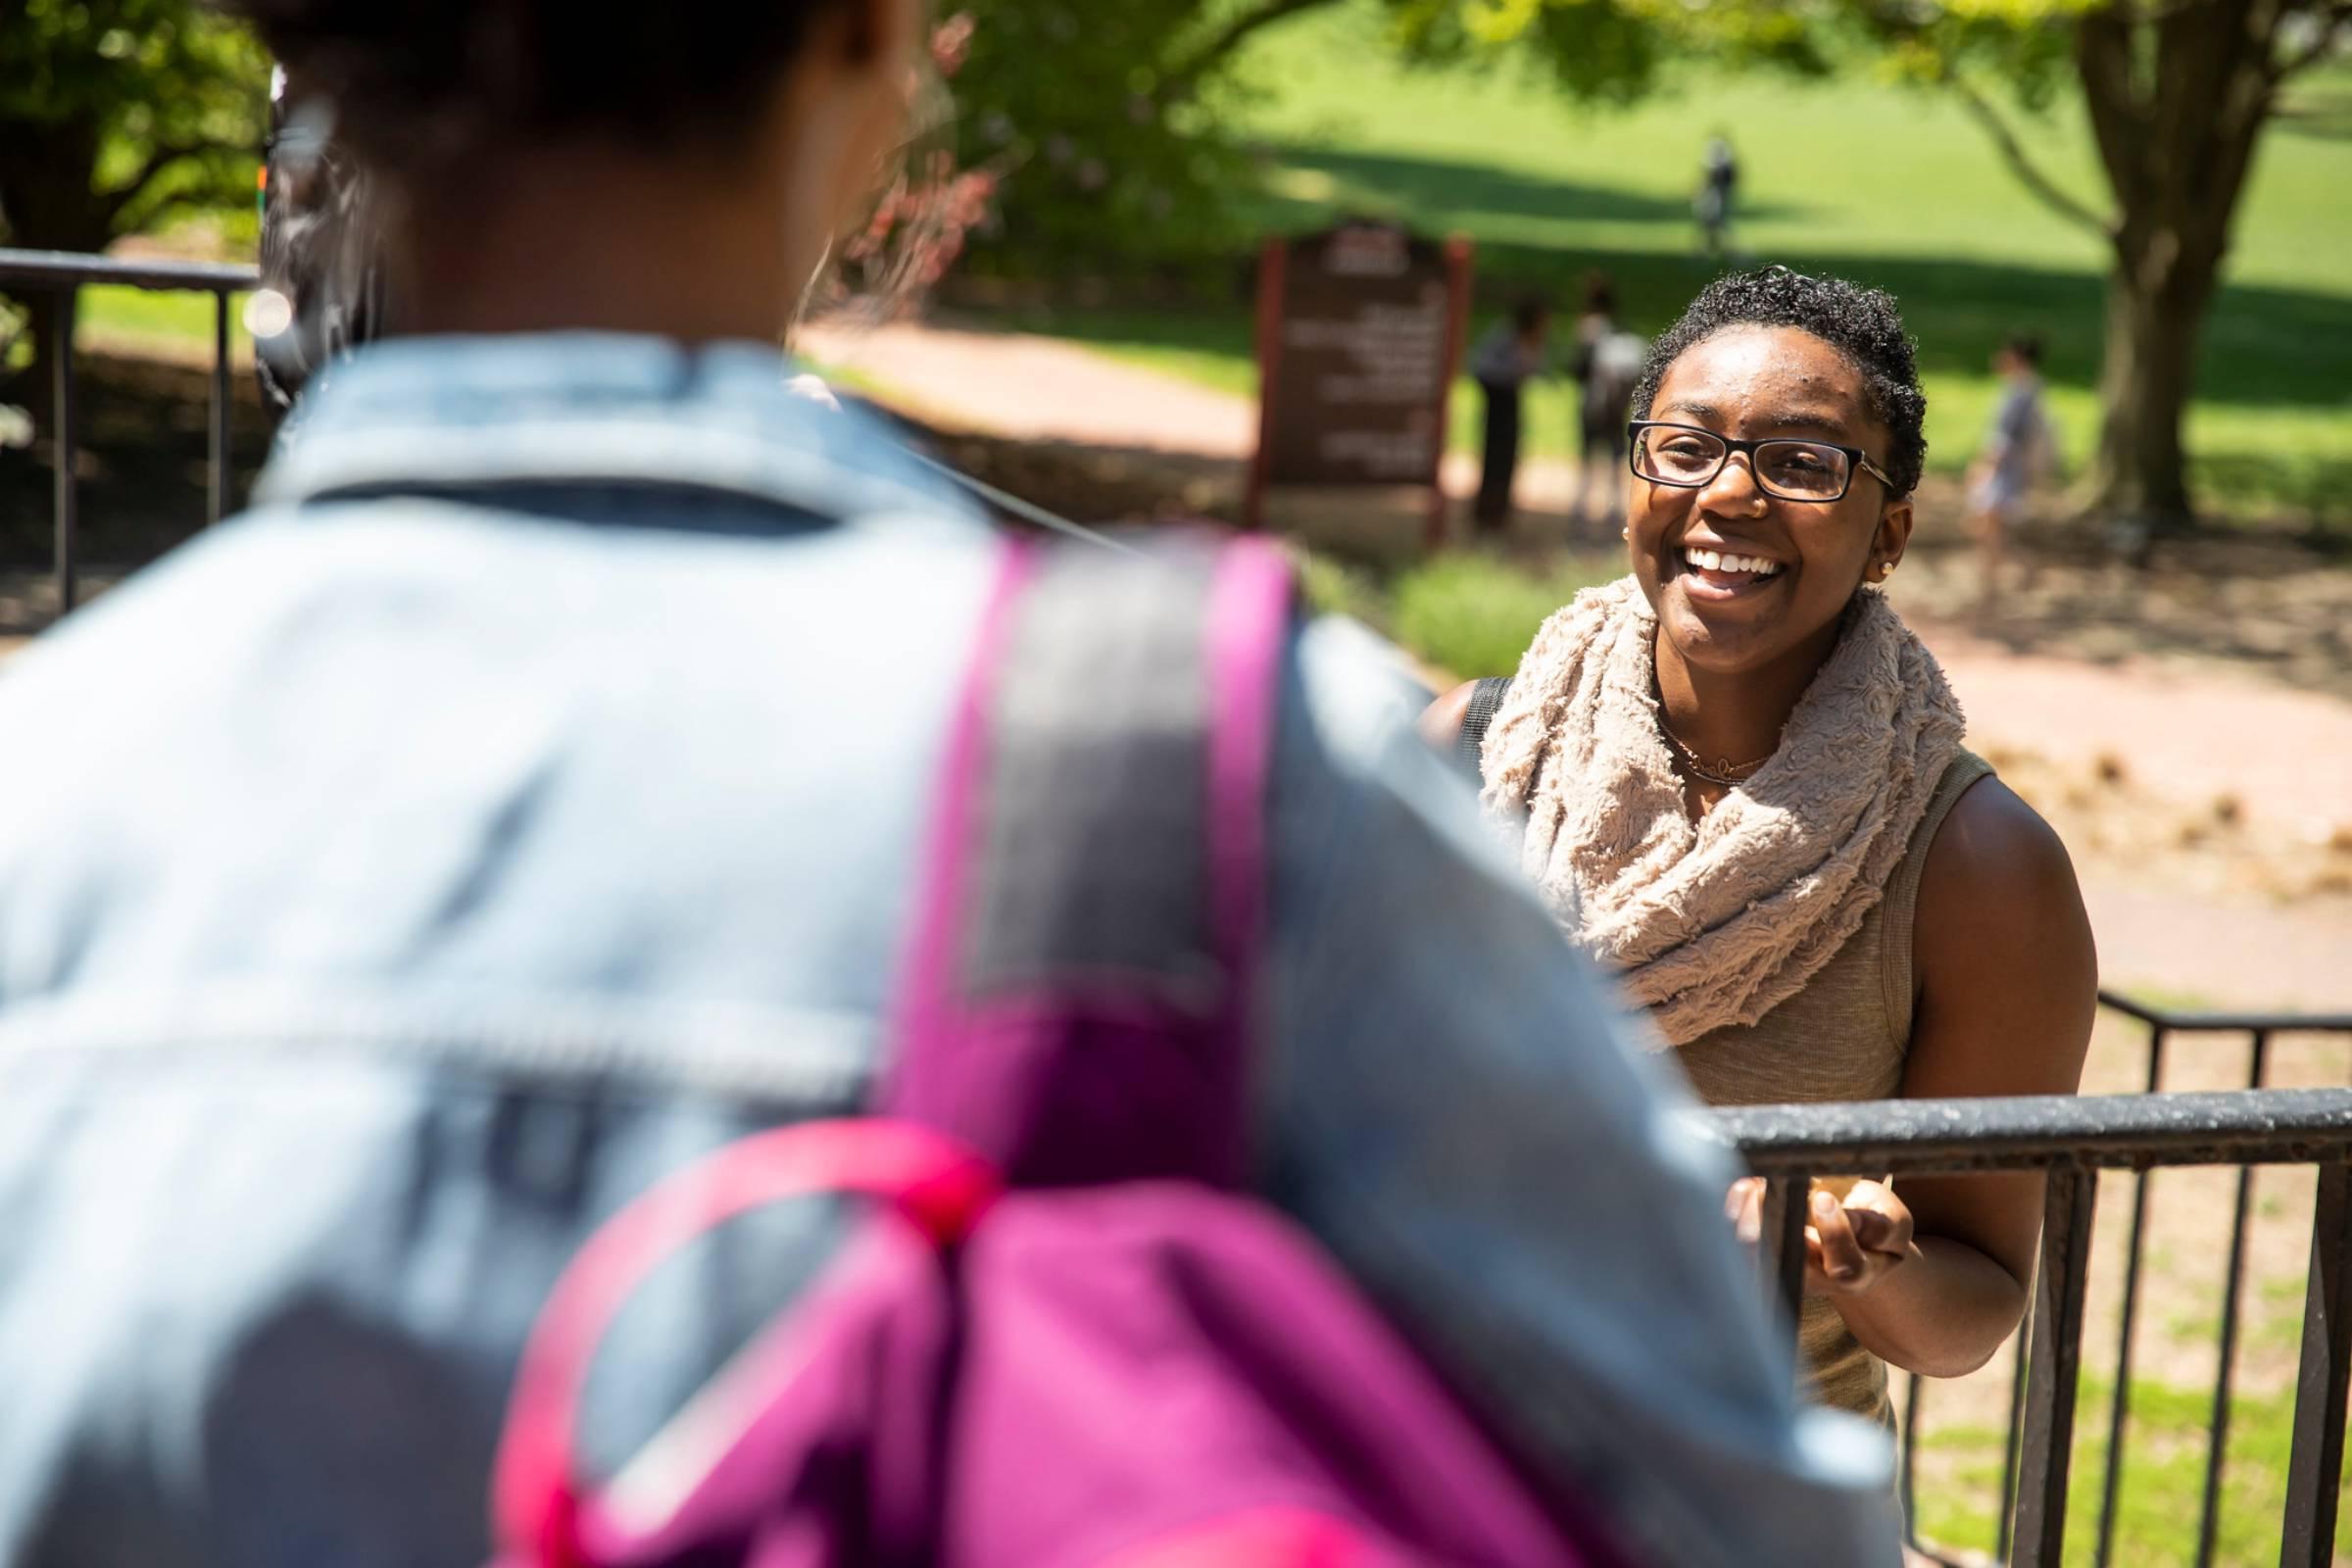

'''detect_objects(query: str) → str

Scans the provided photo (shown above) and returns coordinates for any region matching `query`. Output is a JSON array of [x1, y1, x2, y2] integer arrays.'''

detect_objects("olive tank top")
[[1674, 749, 1996, 1423]]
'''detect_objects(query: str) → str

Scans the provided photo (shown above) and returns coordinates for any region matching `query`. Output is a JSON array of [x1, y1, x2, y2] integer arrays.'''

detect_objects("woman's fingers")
[[1843, 1180, 1916, 1257], [1811, 1189, 1867, 1284]]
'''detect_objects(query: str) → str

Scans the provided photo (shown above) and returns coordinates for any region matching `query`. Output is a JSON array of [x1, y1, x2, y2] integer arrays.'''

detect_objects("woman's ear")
[[1870, 498, 1915, 584]]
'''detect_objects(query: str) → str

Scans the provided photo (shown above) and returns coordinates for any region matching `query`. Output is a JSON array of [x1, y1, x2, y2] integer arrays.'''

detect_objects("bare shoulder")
[[1915, 773, 2097, 1004], [1415, 679, 1481, 753], [1921, 775, 2082, 918], [1907, 773, 2097, 1098]]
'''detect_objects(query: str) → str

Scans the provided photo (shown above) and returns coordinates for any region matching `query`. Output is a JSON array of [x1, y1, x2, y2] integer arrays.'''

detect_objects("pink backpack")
[[486, 535, 1634, 1568]]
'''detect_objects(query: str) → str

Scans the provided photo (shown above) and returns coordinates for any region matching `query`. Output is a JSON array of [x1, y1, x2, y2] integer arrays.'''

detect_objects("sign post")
[[1245, 220, 1474, 552]]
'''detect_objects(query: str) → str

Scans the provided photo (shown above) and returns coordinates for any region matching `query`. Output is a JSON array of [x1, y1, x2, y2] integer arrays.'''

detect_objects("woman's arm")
[[1821, 776, 2098, 1377], [1415, 679, 1479, 754]]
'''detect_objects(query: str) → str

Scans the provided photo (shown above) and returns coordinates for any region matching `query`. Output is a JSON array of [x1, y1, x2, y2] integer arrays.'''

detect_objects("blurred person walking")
[[1695, 133, 1740, 260], [0, 8, 1897, 1568], [1570, 272, 1646, 537], [1471, 295, 1551, 534], [1966, 334, 2057, 609], [1428, 268, 2097, 1431]]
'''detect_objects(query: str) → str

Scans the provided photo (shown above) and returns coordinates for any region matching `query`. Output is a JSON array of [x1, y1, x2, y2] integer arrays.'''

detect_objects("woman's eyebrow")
[[1656, 399, 1855, 439], [1760, 407, 1855, 437]]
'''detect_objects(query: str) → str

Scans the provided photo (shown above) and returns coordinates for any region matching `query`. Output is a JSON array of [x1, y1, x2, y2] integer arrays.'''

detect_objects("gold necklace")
[[1656, 716, 1772, 788]]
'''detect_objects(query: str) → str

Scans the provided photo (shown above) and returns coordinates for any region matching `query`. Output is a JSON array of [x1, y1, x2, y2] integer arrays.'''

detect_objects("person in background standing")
[[1696, 133, 1740, 260], [1570, 271, 1646, 538], [1472, 295, 1550, 535], [1966, 334, 2056, 610]]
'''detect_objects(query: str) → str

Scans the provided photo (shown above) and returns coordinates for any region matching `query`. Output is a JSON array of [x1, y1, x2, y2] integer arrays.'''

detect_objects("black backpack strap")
[[1456, 675, 1513, 783]]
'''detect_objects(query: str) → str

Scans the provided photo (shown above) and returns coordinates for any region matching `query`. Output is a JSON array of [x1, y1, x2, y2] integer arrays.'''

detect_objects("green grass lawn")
[[1911, 1374, 2352, 1567], [1021, 2, 2352, 524]]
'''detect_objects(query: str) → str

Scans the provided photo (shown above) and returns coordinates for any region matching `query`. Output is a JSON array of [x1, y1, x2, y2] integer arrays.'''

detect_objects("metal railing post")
[[2197, 1029, 2274, 1567], [1997, 1330, 2030, 1563], [3, 248, 261, 616], [209, 288, 231, 524], [2010, 1164, 2099, 1568], [1756, 1171, 1809, 1361], [2096, 1022, 2170, 1567], [2279, 1158, 2352, 1567], [50, 290, 78, 614]]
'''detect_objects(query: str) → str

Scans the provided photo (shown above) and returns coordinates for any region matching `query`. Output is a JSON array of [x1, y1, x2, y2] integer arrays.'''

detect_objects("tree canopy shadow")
[[1244, 143, 1820, 231]]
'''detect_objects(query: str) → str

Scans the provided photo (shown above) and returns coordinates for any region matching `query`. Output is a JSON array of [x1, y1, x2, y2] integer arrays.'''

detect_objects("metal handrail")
[[1703, 1086, 2352, 1176], [0, 248, 257, 293], [2096, 987, 2352, 1034], [1709, 1084, 2352, 1568], [2, 245, 256, 613]]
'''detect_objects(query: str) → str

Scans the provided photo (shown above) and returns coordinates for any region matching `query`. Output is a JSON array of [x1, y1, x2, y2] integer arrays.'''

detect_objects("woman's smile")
[[1671, 539, 1789, 604]]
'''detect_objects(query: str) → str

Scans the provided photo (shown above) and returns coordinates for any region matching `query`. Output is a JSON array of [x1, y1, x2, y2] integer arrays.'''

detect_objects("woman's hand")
[[1727, 1177, 1920, 1299]]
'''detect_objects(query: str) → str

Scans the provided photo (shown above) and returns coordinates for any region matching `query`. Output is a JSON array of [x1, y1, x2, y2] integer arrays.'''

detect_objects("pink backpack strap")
[[884, 532, 1296, 1189], [486, 1120, 999, 1568]]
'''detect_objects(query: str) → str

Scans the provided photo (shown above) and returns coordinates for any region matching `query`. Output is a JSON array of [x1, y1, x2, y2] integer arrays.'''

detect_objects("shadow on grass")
[[1247, 143, 1821, 230]]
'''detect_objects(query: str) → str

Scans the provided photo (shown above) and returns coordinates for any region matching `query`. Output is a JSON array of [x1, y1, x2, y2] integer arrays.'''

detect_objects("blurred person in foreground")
[[0, 4, 1897, 1566], [1427, 268, 2097, 1429], [1569, 270, 1646, 538], [1966, 333, 2057, 610], [1471, 294, 1551, 535]]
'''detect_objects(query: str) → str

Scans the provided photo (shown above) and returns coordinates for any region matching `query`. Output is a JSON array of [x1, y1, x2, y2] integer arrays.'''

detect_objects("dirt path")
[[802, 317, 2352, 1011]]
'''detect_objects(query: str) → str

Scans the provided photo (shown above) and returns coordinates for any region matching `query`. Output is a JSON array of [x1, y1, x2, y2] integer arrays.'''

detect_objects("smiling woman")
[[1424, 267, 2099, 1428]]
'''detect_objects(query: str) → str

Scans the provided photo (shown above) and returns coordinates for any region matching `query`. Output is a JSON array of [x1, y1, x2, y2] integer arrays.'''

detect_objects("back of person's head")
[[2003, 333, 2044, 370], [228, 0, 894, 173], [226, 0, 924, 342], [1581, 271, 1615, 319], [1512, 295, 1550, 335]]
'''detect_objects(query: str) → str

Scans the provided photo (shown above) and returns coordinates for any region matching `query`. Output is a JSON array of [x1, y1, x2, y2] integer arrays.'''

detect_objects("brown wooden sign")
[[1245, 220, 1473, 547]]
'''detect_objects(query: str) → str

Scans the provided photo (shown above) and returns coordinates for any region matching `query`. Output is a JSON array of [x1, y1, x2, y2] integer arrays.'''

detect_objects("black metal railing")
[[0, 247, 260, 614], [1705, 996, 2352, 1568]]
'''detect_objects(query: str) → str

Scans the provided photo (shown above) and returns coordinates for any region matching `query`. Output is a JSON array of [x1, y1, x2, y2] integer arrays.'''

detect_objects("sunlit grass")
[[1910, 1374, 2352, 1567]]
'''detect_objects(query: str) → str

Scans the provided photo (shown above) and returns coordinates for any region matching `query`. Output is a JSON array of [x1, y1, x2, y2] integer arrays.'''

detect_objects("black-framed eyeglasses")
[[1628, 420, 1898, 503]]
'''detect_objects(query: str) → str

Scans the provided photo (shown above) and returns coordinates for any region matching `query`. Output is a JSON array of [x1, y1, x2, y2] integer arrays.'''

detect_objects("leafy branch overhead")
[[0, 0, 267, 251]]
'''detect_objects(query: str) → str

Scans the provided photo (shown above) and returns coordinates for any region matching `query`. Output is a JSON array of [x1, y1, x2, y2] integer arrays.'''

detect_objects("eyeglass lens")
[[1636, 428, 1851, 500]]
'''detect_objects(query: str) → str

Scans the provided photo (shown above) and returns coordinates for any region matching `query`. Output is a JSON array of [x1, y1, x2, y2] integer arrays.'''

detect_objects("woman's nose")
[[1696, 450, 1766, 513]]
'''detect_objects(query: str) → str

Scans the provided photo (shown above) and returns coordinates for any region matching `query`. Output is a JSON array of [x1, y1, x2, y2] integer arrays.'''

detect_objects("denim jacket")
[[0, 335, 1896, 1567]]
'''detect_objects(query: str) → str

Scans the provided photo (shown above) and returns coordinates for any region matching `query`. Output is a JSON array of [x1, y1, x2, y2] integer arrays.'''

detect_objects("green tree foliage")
[[1447, 0, 2352, 529], [0, 0, 267, 399], [946, 1, 1269, 281]]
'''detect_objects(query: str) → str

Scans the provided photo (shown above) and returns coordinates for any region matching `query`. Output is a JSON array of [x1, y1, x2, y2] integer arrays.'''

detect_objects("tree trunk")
[[2089, 228, 2221, 532], [2070, 0, 2282, 536], [0, 117, 116, 430]]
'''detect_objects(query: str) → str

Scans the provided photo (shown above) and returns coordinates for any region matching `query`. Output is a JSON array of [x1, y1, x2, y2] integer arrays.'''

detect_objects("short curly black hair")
[[1631, 267, 1928, 498], [223, 0, 852, 172]]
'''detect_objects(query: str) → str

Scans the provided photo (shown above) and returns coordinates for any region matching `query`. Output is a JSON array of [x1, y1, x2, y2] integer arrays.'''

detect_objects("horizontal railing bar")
[[1698, 1089, 2352, 1177], [0, 247, 258, 294], [2096, 989, 2352, 1034]]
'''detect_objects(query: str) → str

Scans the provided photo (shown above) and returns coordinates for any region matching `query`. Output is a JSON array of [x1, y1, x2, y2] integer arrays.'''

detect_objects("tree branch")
[[2271, 1, 2352, 81], [1946, 74, 2114, 239], [1165, 0, 1336, 97], [2074, 5, 2150, 219], [98, 136, 245, 228]]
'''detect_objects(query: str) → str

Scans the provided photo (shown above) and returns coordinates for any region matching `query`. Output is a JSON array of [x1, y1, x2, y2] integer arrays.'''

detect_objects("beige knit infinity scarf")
[[1480, 576, 1966, 1047]]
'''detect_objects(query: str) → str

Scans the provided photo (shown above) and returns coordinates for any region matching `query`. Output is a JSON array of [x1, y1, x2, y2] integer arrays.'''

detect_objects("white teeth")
[[1682, 547, 1781, 577]]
